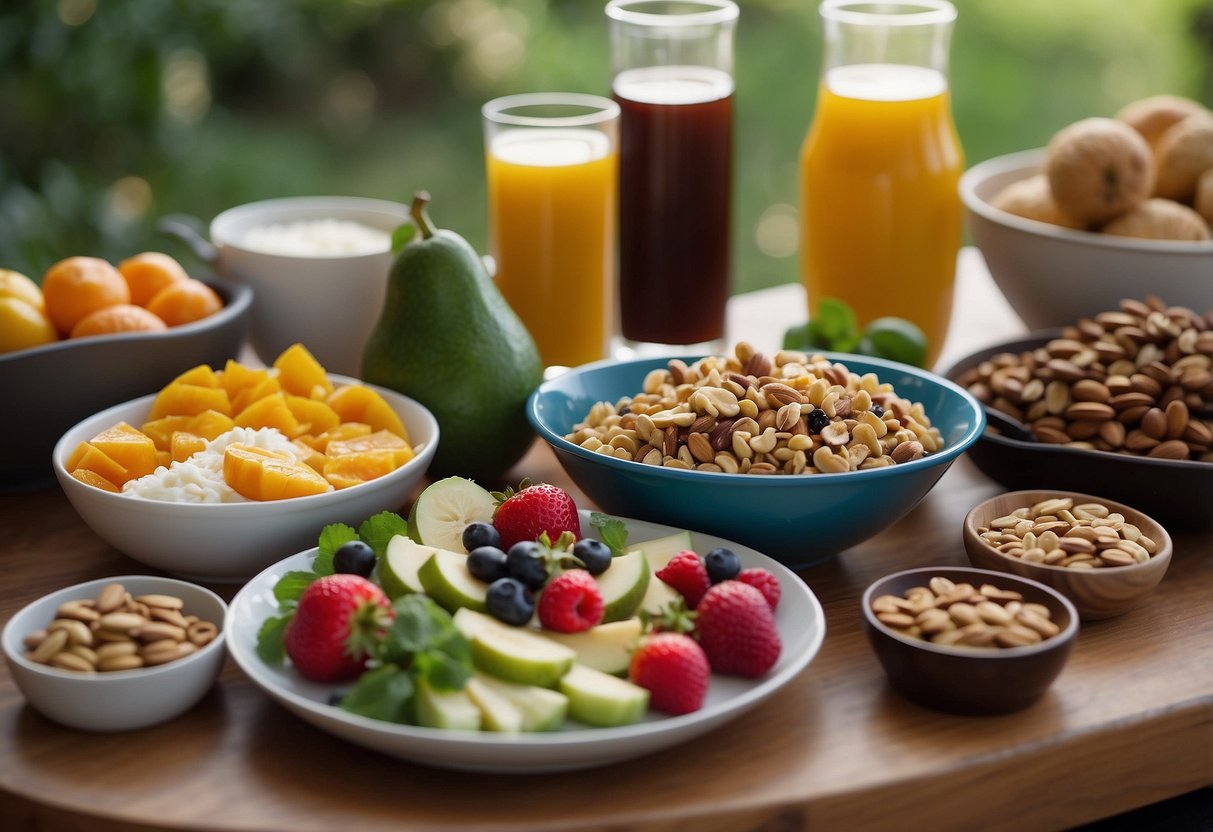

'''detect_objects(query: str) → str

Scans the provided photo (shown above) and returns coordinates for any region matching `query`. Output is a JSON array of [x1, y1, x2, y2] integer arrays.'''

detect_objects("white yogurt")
[[240, 219, 391, 257]]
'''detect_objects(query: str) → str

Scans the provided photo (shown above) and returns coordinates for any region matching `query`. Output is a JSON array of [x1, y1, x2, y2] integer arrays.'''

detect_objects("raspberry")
[[537, 569, 603, 633], [736, 568, 781, 611], [695, 581, 781, 678], [628, 632, 710, 715], [655, 551, 711, 609]]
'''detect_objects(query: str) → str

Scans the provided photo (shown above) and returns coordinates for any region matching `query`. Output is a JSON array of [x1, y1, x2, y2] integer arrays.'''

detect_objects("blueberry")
[[705, 547, 741, 583], [462, 521, 501, 552], [333, 540, 376, 578], [328, 692, 347, 707], [485, 578, 535, 626], [506, 541, 549, 589], [467, 545, 509, 584], [806, 408, 831, 434], [572, 538, 612, 575], [869, 403, 884, 418]]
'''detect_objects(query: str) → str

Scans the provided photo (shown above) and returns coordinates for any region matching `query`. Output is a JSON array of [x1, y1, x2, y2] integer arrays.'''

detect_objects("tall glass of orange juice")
[[483, 94, 620, 370], [800, 0, 962, 366]]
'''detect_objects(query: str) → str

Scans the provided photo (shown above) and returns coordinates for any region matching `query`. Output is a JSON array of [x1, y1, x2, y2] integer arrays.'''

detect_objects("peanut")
[[873, 578, 1060, 650]]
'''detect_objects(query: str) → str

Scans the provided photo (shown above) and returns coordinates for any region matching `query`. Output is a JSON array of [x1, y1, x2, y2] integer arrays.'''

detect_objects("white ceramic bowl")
[[210, 196, 408, 377], [2, 575, 227, 732], [52, 375, 439, 581], [960, 149, 1213, 330]]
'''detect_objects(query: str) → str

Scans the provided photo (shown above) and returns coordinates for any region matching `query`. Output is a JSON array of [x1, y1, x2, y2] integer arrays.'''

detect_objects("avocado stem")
[[410, 191, 437, 239]]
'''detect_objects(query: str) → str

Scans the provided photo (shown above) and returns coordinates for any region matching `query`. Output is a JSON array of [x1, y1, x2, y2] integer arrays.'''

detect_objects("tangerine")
[[70, 303, 168, 338], [146, 278, 222, 326], [42, 256, 130, 336], [118, 251, 189, 307]]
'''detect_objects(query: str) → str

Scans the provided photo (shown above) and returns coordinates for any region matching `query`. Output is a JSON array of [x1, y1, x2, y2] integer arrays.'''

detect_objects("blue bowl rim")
[[0, 277, 252, 365], [528, 351, 987, 486]]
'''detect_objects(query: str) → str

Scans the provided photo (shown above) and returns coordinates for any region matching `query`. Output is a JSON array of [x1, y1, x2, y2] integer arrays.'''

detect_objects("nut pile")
[[566, 343, 941, 475], [977, 497, 1159, 569], [872, 576, 1061, 649], [22, 582, 218, 673], [956, 297, 1213, 461]]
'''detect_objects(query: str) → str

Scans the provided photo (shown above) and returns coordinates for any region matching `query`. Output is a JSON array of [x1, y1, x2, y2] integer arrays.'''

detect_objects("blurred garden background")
[[2, 0, 1211, 293]]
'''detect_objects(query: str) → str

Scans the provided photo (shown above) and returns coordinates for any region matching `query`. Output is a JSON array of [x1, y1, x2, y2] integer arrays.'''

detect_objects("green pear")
[[362, 192, 543, 482]]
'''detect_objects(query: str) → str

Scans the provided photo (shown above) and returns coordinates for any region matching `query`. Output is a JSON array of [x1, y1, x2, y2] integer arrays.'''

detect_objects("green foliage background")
[[2, 0, 1211, 293]]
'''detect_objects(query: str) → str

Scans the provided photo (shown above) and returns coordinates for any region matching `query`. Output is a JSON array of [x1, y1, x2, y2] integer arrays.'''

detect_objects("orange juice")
[[487, 129, 617, 368], [799, 64, 963, 365]]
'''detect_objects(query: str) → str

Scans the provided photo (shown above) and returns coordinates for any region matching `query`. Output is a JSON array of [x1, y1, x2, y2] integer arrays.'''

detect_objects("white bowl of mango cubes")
[[52, 348, 438, 581]]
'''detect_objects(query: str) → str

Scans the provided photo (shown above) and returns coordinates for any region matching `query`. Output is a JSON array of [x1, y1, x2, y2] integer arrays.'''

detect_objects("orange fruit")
[[146, 279, 223, 326], [118, 251, 189, 307], [0, 297, 58, 353], [70, 303, 168, 338], [42, 256, 130, 336]]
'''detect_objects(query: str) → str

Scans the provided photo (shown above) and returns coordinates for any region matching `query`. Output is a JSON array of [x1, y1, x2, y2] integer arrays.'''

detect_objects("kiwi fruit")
[[1102, 198, 1211, 241], [1045, 118, 1154, 226]]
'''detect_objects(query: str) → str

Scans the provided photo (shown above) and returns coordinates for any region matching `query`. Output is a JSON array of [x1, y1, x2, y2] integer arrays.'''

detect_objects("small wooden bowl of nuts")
[[963, 491, 1173, 621], [862, 567, 1079, 715], [1, 575, 226, 731]]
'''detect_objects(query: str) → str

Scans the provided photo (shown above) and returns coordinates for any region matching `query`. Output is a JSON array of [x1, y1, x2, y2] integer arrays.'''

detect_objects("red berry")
[[283, 574, 392, 683], [695, 581, 781, 678], [655, 551, 710, 609], [493, 482, 581, 550], [537, 569, 603, 633], [736, 568, 781, 611], [629, 632, 710, 716]]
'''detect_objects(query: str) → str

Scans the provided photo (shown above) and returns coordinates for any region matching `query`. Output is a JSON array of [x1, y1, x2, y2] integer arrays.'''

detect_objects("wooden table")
[[2, 252, 1211, 831]]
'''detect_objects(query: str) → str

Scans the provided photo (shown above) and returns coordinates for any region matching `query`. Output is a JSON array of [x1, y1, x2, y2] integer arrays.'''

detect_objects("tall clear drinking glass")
[[799, 0, 962, 367], [607, 0, 738, 355], [483, 94, 620, 370]]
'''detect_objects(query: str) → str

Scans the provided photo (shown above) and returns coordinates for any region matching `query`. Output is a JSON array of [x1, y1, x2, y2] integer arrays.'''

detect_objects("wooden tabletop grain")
[[2, 253, 1210, 832]]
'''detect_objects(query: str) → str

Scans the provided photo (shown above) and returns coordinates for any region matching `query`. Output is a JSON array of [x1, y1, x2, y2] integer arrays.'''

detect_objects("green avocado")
[[362, 192, 543, 482]]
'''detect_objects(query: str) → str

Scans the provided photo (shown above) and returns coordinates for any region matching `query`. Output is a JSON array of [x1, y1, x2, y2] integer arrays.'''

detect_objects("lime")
[[860, 317, 929, 368]]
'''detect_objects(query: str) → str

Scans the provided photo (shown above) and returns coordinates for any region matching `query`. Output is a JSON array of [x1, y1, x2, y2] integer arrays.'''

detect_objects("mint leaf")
[[256, 614, 291, 665], [316, 523, 358, 575], [415, 641, 473, 692], [340, 665, 415, 723], [590, 512, 629, 557], [816, 297, 858, 345], [273, 571, 318, 607], [359, 511, 409, 558], [391, 222, 416, 255], [382, 594, 445, 660]]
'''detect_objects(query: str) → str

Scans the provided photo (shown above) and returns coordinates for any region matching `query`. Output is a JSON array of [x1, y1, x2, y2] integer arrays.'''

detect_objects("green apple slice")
[[635, 530, 694, 572], [597, 549, 650, 623], [408, 476, 496, 553], [472, 673, 568, 732], [639, 574, 683, 617], [417, 548, 488, 614], [540, 618, 643, 676], [379, 535, 434, 599], [465, 676, 524, 733], [454, 608, 575, 688], [559, 664, 649, 728], [415, 678, 482, 731]]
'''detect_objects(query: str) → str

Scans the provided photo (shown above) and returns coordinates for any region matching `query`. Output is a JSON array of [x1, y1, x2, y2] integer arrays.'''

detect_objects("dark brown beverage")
[[615, 66, 732, 346]]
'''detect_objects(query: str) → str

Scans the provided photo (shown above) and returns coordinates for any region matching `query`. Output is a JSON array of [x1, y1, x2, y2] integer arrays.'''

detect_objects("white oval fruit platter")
[[226, 511, 826, 773]]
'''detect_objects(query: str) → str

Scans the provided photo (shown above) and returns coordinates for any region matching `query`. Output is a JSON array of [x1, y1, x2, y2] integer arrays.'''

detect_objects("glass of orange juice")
[[482, 94, 620, 371], [799, 0, 962, 367]]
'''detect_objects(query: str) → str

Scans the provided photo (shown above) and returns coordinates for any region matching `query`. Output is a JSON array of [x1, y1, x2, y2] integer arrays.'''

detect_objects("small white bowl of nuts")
[[963, 491, 1173, 621], [1, 576, 226, 731]]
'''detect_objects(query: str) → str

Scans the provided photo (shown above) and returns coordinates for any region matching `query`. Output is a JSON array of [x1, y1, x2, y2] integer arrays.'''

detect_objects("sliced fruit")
[[188, 409, 236, 441], [639, 574, 684, 618], [273, 343, 334, 399], [66, 441, 129, 489], [464, 676, 524, 733], [233, 391, 301, 435], [88, 422, 158, 481], [635, 530, 693, 571], [322, 449, 399, 489], [170, 431, 206, 463], [471, 672, 568, 731], [171, 364, 220, 389], [140, 415, 195, 451], [418, 548, 489, 613], [327, 429, 414, 467], [596, 549, 650, 623], [222, 443, 331, 501], [380, 536, 434, 599], [307, 421, 372, 453], [408, 476, 496, 553], [540, 618, 643, 676], [415, 677, 482, 731], [559, 664, 649, 728], [285, 394, 341, 436], [290, 439, 327, 472], [230, 375, 283, 415], [70, 468, 120, 493], [147, 382, 231, 420], [327, 384, 407, 438], [220, 360, 272, 402], [453, 608, 575, 688]]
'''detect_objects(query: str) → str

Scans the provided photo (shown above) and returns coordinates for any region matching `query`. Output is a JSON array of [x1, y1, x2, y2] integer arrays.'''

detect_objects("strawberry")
[[736, 567, 781, 611], [492, 480, 581, 550], [629, 632, 710, 715], [694, 580, 781, 678], [537, 569, 603, 633], [283, 574, 393, 683], [655, 551, 710, 609]]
